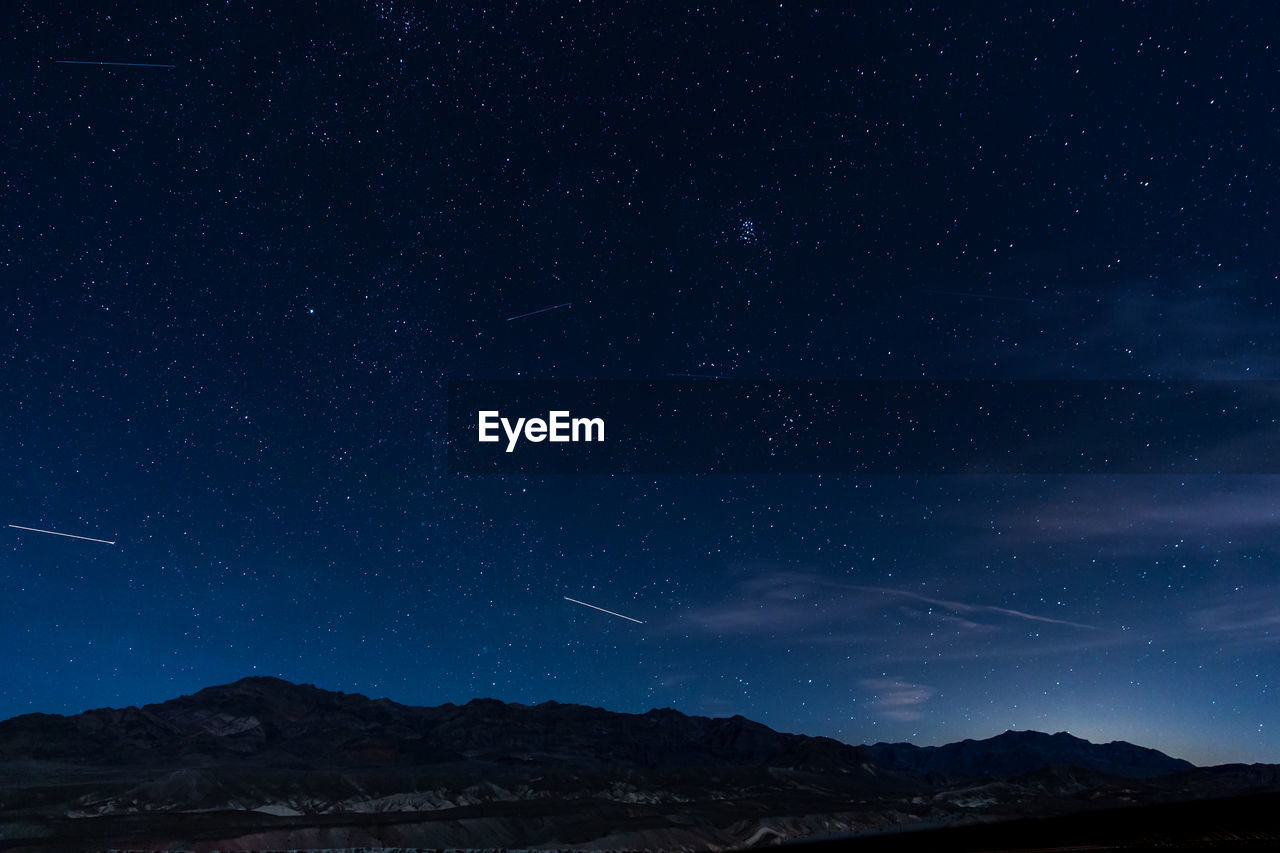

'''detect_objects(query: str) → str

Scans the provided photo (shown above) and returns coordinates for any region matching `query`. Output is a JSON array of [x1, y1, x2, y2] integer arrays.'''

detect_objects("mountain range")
[[0, 677, 1275, 852]]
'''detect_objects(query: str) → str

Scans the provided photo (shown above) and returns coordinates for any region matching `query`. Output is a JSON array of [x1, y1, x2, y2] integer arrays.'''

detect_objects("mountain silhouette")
[[0, 677, 1263, 853], [864, 728, 1193, 780]]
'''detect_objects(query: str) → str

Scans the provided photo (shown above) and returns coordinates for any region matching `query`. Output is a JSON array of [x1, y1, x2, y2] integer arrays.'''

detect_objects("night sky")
[[3, 3, 1278, 768]]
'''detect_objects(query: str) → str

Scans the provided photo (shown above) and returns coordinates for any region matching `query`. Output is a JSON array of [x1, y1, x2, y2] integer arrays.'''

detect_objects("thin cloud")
[[849, 586, 1098, 630], [989, 275, 1280, 380], [1191, 589, 1280, 645], [680, 571, 1098, 639], [860, 677, 935, 722], [992, 477, 1280, 550]]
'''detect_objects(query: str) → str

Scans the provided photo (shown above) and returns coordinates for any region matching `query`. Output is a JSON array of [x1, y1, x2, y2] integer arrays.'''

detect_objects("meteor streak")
[[56, 60, 177, 69], [563, 596, 644, 624], [8, 524, 116, 545], [506, 302, 572, 322]]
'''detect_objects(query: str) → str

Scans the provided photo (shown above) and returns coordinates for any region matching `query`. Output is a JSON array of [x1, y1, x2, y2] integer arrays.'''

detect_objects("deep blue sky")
[[2, 3, 1277, 767]]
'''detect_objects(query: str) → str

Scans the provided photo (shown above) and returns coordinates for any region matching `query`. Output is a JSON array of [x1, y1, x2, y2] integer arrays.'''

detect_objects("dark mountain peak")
[[994, 729, 1087, 744], [230, 675, 298, 689], [643, 706, 691, 724], [864, 728, 1194, 781], [149, 676, 370, 724], [156, 676, 345, 709]]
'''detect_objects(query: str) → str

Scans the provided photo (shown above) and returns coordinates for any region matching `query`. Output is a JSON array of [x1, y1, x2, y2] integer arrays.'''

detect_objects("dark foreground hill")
[[0, 677, 1274, 852], [864, 728, 1193, 780]]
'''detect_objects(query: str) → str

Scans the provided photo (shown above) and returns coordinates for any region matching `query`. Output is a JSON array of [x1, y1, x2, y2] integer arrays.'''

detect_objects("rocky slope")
[[0, 677, 1270, 852]]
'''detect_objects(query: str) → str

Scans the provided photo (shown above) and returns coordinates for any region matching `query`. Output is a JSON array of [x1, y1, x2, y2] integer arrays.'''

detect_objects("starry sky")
[[2, 3, 1278, 767]]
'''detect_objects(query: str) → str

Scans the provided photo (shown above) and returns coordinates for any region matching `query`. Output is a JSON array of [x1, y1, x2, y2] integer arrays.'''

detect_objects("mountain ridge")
[[864, 728, 1194, 779], [0, 675, 1196, 775], [1, 676, 1256, 853]]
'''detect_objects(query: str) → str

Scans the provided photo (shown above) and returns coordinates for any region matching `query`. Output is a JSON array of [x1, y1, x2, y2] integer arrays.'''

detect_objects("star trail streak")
[[505, 302, 572, 322], [8, 524, 115, 546], [563, 597, 645, 624], [55, 59, 177, 68]]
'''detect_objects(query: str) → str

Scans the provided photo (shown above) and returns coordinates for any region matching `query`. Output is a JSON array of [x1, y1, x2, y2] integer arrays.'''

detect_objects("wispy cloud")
[[992, 477, 1280, 550], [859, 677, 935, 721], [1083, 277, 1280, 380], [676, 570, 1103, 662], [1191, 589, 1280, 646], [848, 586, 1098, 631], [654, 671, 699, 690], [990, 274, 1280, 380]]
